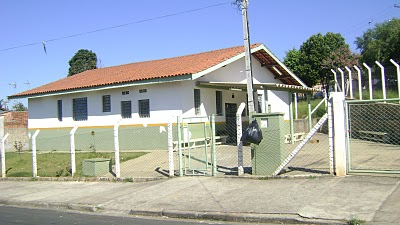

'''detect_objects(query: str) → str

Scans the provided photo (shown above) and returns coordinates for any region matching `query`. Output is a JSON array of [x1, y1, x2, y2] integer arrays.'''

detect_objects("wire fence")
[[213, 112, 330, 177], [347, 99, 400, 173], [1, 111, 331, 179]]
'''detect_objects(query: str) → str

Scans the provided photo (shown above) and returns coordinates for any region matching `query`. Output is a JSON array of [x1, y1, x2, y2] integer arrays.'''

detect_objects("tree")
[[0, 99, 7, 110], [321, 46, 360, 72], [283, 32, 351, 87], [11, 102, 27, 111], [68, 49, 98, 76], [355, 18, 400, 66]]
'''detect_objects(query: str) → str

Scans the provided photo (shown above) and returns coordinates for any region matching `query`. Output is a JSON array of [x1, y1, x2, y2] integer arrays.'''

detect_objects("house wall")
[[28, 82, 185, 129], [27, 55, 294, 151], [197, 55, 290, 119]]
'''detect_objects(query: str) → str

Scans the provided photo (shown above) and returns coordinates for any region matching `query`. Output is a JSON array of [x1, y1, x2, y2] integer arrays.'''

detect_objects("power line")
[[343, 5, 397, 38], [0, 2, 231, 52]]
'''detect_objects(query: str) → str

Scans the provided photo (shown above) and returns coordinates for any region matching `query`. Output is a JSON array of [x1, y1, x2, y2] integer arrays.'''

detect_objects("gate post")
[[211, 114, 217, 176], [177, 116, 183, 176], [31, 130, 40, 177], [70, 125, 78, 177], [114, 121, 121, 178], [1, 133, 9, 177], [236, 103, 246, 176], [167, 119, 174, 177], [331, 93, 347, 176]]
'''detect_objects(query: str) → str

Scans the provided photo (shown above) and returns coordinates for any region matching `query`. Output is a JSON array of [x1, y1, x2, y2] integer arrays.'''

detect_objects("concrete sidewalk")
[[0, 175, 399, 224]]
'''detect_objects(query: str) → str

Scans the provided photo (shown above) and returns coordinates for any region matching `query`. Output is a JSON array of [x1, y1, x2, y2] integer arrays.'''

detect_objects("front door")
[[225, 103, 237, 144]]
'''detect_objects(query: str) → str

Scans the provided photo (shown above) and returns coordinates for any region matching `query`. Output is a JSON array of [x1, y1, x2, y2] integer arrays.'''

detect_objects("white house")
[[9, 44, 313, 150]]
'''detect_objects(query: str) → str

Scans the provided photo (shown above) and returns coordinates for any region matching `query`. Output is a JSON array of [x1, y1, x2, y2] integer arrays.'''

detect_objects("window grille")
[[139, 99, 150, 118], [57, 100, 62, 121], [73, 97, 88, 121], [216, 91, 223, 115], [194, 89, 201, 116], [102, 95, 111, 112], [121, 101, 132, 118]]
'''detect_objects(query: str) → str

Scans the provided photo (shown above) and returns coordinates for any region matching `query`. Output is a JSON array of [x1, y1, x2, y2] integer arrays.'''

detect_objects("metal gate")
[[176, 116, 217, 176], [346, 99, 400, 174]]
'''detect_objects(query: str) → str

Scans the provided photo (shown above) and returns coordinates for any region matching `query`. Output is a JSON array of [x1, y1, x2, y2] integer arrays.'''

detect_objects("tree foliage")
[[68, 49, 98, 77], [283, 32, 353, 87], [11, 102, 28, 111], [321, 46, 360, 71], [355, 18, 400, 66], [0, 99, 7, 111]]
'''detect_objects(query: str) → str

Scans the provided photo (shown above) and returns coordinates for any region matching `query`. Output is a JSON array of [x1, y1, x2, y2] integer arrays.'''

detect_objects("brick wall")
[[1, 111, 29, 151]]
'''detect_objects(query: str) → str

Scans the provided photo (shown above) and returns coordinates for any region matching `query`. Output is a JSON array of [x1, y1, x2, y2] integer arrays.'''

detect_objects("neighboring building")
[[9, 44, 312, 151], [0, 111, 29, 151]]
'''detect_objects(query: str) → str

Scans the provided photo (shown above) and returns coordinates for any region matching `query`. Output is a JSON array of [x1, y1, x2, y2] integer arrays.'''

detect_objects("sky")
[[1, 0, 399, 108]]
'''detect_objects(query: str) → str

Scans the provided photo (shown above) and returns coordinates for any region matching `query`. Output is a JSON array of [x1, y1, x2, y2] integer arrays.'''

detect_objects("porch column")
[[307, 93, 312, 132], [294, 93, 298, 119], [288, 92, 294, 144], [264, 89, 269, 113]]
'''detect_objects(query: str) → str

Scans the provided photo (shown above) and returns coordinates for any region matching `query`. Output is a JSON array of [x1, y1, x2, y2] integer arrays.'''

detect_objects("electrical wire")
[[0, 2, 231, 52], [343, 5, 399, 38]]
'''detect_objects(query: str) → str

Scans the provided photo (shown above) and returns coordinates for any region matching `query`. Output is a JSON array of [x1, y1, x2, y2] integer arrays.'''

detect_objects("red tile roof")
[[10, 43, 296, 98]]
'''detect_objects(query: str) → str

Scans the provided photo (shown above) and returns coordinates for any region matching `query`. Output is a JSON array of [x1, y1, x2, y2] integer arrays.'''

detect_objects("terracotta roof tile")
[[11, 44, 263, 98]]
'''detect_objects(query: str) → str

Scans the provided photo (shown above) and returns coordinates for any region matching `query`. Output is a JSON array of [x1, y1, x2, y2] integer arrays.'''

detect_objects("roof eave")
[[9, 74, 193, 99], [191, 44, 307, 88], [257, 45, 308, 88]]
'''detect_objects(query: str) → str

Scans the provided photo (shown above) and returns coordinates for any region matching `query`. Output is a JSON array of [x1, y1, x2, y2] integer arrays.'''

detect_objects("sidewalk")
[[0, 175, 399, 224]]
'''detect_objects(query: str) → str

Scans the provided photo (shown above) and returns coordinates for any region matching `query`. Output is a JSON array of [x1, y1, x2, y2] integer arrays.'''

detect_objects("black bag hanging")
[[241, 119, 263, 145]]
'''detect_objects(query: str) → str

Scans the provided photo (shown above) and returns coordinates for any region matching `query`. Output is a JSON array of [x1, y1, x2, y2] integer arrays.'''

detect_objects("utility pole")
[[240, 0, 255, 114]]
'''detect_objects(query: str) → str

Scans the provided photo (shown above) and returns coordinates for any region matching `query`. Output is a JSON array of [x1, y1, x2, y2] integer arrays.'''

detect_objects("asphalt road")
[[0, 206, 251, 225]]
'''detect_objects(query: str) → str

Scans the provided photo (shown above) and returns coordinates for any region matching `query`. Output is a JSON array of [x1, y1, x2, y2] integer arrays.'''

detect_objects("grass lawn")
[[296, 98, 327, 119], [4, 151, 147, 177], [296, 90, 399, 119]]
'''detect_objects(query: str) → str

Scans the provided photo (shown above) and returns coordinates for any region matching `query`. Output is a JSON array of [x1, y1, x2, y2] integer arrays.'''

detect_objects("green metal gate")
[[176, 116, 217, 176], [346, 98, 400, 174]]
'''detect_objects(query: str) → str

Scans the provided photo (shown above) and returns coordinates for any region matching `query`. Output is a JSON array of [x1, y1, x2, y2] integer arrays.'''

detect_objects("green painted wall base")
[[82, 158, 112, 176]]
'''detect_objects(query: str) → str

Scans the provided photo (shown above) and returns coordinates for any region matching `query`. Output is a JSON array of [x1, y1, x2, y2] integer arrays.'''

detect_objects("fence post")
[[353, 65, 362, 100], [345, 66, 353, 99], [363, 63, 373, 100], [114, 121, 120, 178], [1, 133, 9, 177], [389, 59, 400, 100], [31, 130, 40, 177], [236, 103, 246, 176], [177, 116, 183, 176], [211, 114, 217, 176], [338, 68, 345, 97], [70, 125, 78, 177], [331, 69, 338, 92], [167, 119, 174, 177], [331, 92, 347, 176], [375, 61, 387, 100]]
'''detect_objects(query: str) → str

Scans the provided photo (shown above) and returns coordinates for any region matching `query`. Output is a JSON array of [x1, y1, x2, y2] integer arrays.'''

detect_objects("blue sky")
[[1, 0, 399, 107]]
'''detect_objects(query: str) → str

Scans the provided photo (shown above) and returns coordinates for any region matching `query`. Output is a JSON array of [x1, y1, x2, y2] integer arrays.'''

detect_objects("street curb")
[[0, 176, 165, 183], [0, 199, 101, 213], [129, 208, 345, 224]]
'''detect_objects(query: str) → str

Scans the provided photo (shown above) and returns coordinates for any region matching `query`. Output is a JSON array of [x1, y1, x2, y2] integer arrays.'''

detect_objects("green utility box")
[[82, 158, 112, 176], [251, 113, 285, 176]]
